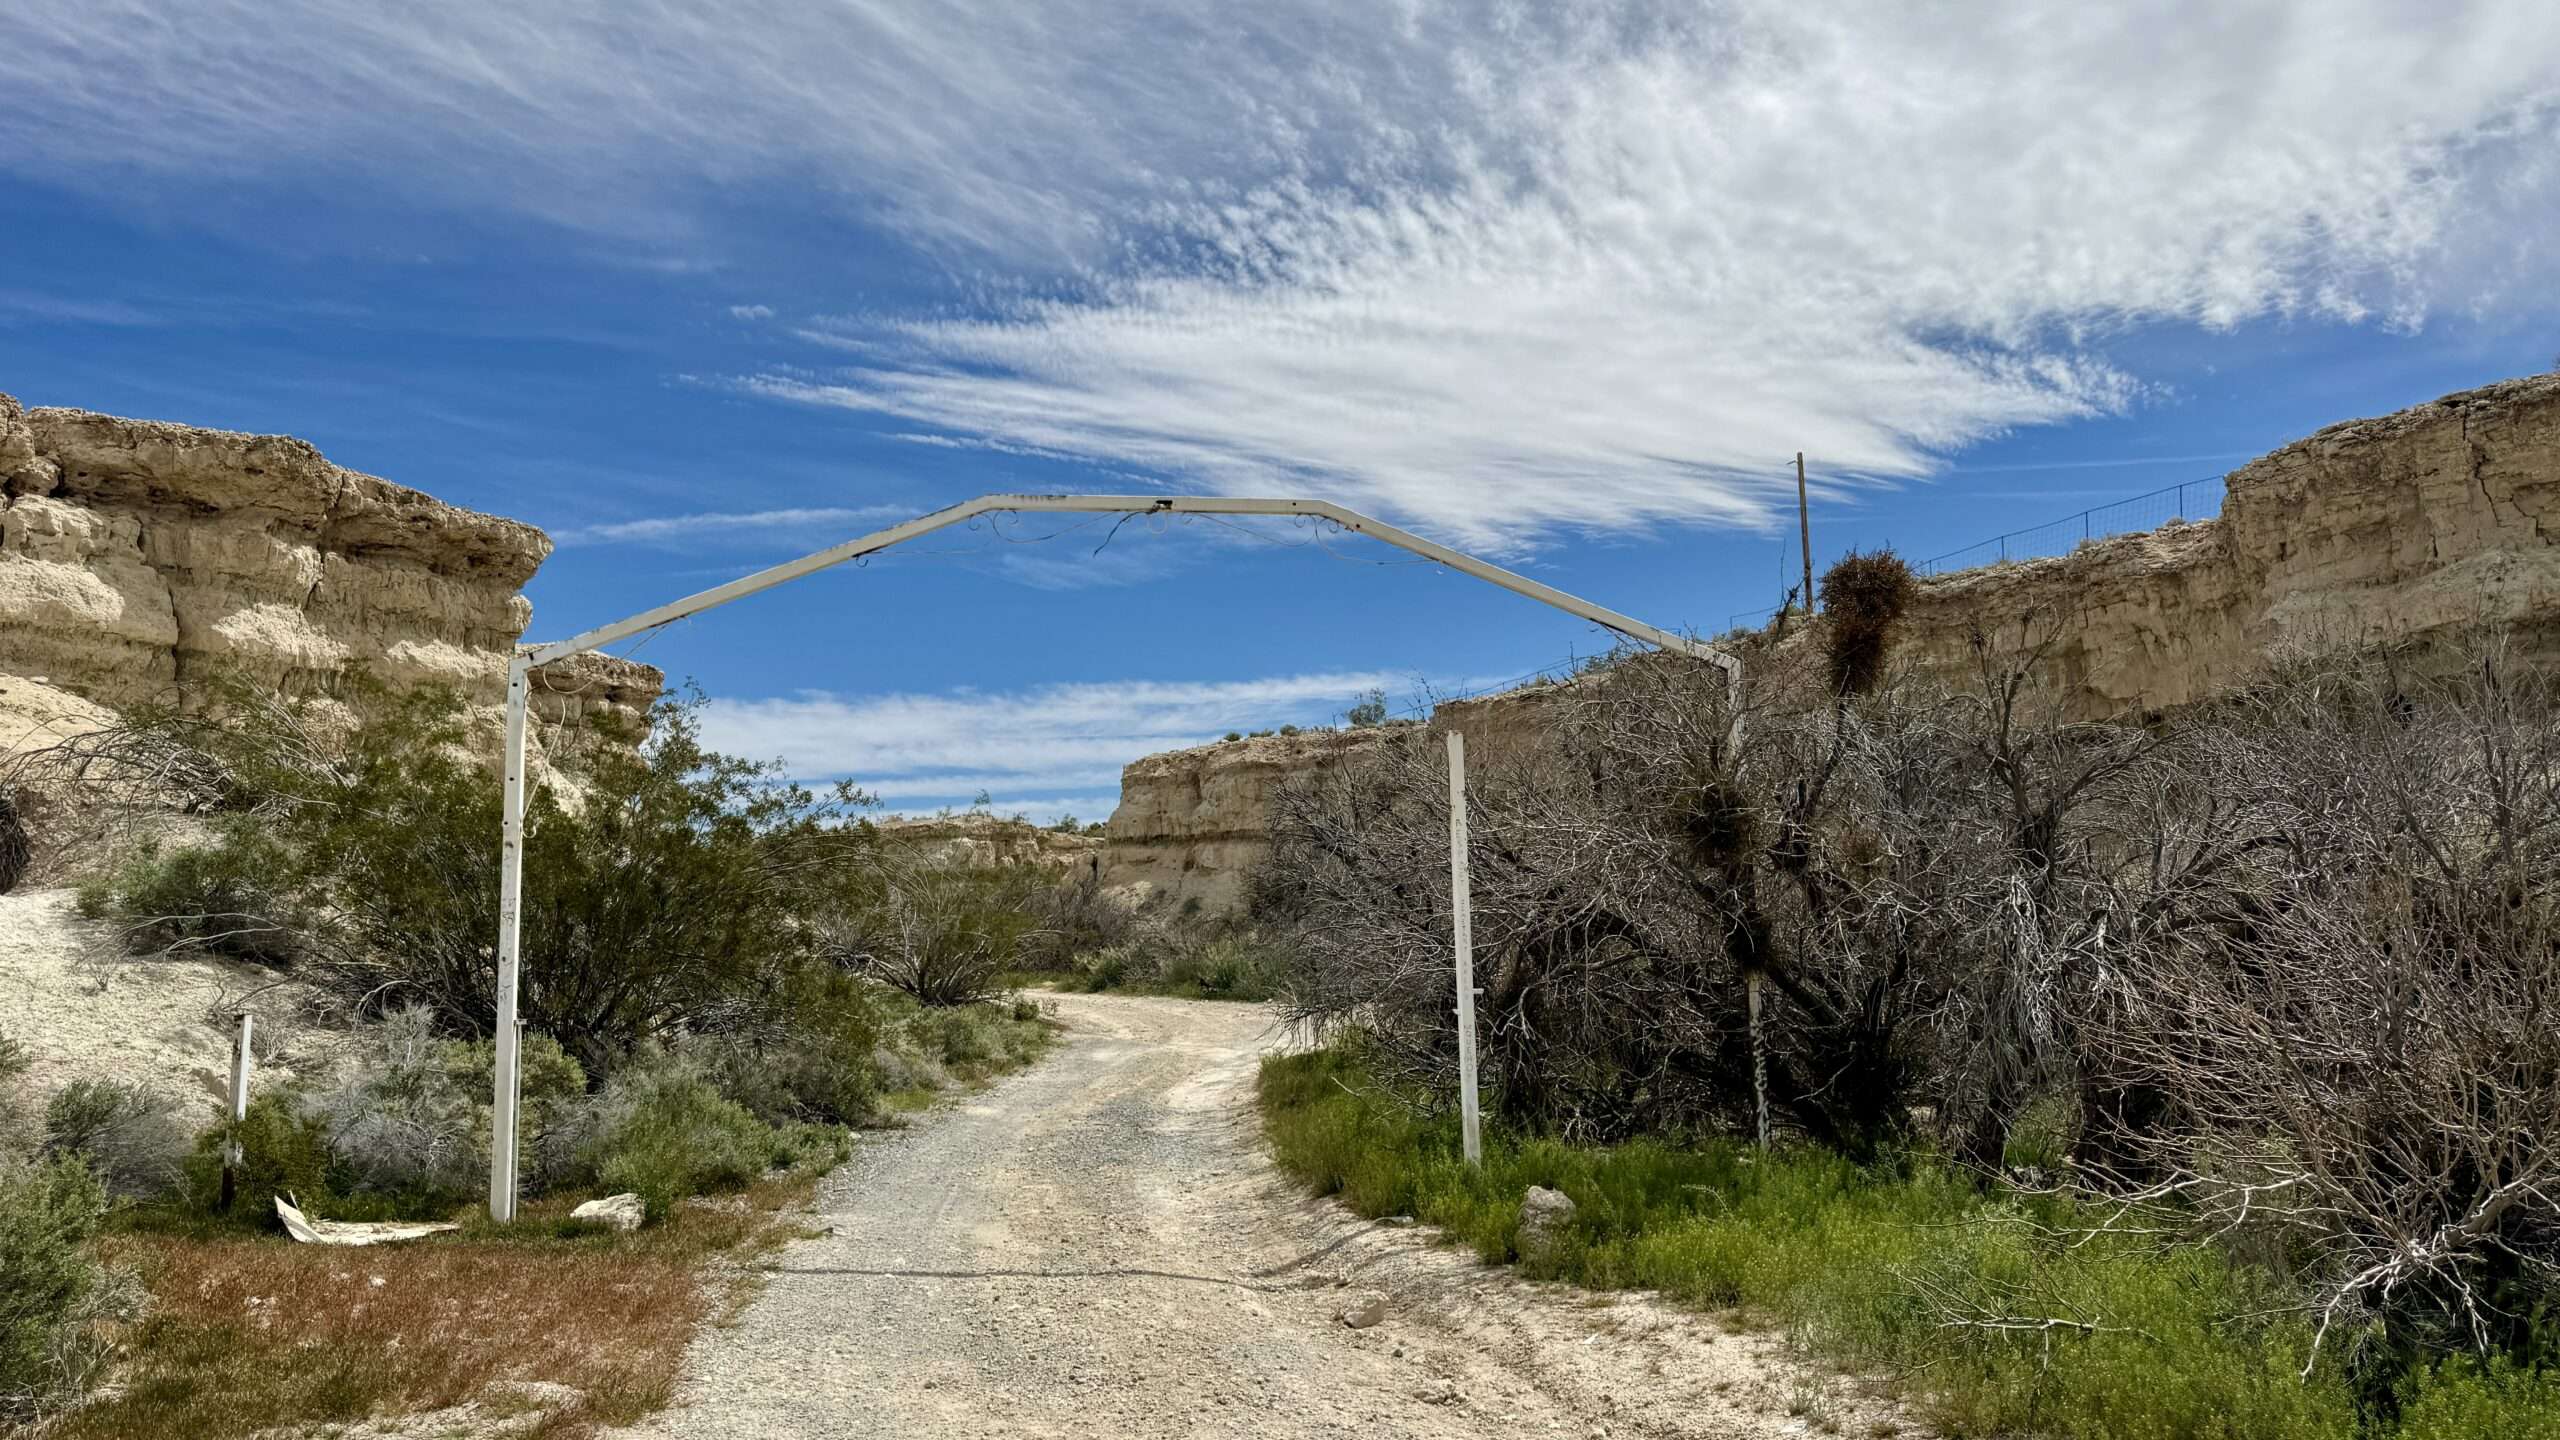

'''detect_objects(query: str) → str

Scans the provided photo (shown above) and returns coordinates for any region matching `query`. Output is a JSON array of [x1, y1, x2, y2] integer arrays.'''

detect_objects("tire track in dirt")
[[617, 992, 1914, 1440]]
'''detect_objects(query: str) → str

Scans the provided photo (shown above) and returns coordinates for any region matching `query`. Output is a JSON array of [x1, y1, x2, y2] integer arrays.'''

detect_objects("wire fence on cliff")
[[1721, 472, 2228, 629], [1387, 472, 2235, 721], [1910, 474, 2227, 577]]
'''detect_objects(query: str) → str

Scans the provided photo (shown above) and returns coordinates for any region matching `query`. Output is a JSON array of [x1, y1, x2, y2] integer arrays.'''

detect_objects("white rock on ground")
[[610, 992, 1921, 1440], [1516, 1184, 1577, 1265], [1338, 1290, 1389, 1329], [572, 1193, 647, 1232]]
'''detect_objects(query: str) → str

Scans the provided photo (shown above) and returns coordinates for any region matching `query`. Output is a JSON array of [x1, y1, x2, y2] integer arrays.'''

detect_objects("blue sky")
[[2, 1, 2555, 821]]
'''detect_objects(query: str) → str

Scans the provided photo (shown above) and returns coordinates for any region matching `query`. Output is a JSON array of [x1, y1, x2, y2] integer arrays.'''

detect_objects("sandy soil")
[[0, 887, 331, 1127], [618, 992, 1916, 1440]]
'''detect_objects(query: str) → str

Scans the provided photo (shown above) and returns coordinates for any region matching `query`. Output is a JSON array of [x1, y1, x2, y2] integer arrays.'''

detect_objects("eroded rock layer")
[[1104, 373, 2560, 910], [0, 392, 659, 730]]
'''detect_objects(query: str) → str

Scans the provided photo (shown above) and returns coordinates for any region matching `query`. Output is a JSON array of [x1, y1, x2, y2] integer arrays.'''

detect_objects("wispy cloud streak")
[[552, 505, 913, 546], [698, 669, 1415, 814], [7, 3, 2555, 545]]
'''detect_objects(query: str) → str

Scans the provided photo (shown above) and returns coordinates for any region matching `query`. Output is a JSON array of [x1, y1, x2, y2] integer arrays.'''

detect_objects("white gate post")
[[489, 654, 530, 1221], [220, 1010, 253, 1209], [485, 494, 1739, 1217], [1447, 731, 1484, 1166]]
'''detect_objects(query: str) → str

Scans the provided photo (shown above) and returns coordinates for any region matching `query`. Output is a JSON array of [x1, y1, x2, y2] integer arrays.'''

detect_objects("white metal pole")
[[1748, 971, 1769, 1150], [1448, 731, 1483, 1167], [489, 655, 530, 1221], [490, 492, 1738, 1213], [221, 1010, 253, 1209]]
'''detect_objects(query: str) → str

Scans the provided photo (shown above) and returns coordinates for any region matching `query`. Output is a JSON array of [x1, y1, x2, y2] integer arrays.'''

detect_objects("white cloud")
[[7, 3, 2555, 544], [551, 505, 913, 546], [881, 798, 1123, 828], [698, 670, 1414, 811], [727, 304, 775, 320]]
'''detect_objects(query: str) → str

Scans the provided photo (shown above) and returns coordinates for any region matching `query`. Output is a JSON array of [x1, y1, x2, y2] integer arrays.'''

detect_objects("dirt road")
[[620, 992, 1908, 1439]]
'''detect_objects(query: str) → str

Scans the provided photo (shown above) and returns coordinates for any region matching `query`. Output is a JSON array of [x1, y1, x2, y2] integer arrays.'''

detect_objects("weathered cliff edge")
[[1105, 373, 2560, 910], [0, 393, 660, 737], [877, 814, 1104, 876]]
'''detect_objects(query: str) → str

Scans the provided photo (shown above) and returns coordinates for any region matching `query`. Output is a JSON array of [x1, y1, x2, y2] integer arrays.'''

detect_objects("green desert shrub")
[[2391, 1360, 2560, 1440], [896, 999, 1047, 1075], [0, 1150, 125, 1420], [81, 676, 879, 1074], [185, 1090, 335, 1218], [564, 1052, 836, 1223], [80, 832, 301, 966], [42, 1079, 189, 1201], [687, 966, 882, 1128]]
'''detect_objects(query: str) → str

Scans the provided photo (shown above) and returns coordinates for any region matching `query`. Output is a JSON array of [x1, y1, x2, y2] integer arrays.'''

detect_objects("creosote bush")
[[77, 674, 880, 1075], [0, 1150, 128, 1422]]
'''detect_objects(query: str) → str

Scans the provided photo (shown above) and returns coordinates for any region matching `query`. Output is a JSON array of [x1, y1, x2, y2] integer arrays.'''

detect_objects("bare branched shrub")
[[1271, 614, 2560, 1373], [2079, 638, 2560, 1370], [828, 857, 1042, 1007], [1262, 631, 2164, 1159]]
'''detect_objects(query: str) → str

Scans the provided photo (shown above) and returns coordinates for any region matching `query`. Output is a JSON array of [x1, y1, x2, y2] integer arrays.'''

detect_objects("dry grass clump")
[[53, 1176, 817, 1440]]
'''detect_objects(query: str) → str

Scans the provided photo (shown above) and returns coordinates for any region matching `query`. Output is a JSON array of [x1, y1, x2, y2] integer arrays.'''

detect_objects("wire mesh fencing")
[[1723, 473, 2229, 630], [1912, 475, 2226, 577]]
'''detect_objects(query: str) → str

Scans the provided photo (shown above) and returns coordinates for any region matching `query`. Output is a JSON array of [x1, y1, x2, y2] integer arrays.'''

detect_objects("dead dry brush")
[[2079, 640, 2560, 1373], [1259, 564, 2560, 1374]]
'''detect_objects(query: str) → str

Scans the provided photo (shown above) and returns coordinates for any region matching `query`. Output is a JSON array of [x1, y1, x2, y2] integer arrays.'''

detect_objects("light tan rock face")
[[877, 814, 1106, 876], [1106, 728, 1394, 910], [1900, 372, 2560, 715], [0, 393, 660, 731], [1102, 373, 2560, 908]]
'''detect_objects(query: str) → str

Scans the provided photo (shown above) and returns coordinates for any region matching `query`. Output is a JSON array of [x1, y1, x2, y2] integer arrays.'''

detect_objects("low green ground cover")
[[1259, 1049, 2560, 1440]]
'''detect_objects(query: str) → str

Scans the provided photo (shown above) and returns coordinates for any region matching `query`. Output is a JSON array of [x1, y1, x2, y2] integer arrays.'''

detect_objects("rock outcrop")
[[1103, 373, 2560, 909], [0, 392, 659, 731], [877, 814, 1105, 877], [1897, 372, 2560, 716]]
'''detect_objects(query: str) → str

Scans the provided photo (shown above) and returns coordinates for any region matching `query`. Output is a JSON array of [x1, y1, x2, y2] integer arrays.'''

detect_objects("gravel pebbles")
[[613, 993, 1918, 1440]]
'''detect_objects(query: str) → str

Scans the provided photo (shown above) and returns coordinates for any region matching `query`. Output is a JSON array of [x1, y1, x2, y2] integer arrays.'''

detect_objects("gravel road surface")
[[618, 992, 1911, 1440]]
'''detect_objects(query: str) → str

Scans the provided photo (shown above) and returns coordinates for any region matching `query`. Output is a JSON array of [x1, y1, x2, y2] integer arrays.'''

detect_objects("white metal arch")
[[487, 494, 1742, 1218]]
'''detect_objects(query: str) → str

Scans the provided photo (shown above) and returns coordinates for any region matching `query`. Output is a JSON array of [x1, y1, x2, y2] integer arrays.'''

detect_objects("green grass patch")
[[1258, 1049, 2560, 1440]]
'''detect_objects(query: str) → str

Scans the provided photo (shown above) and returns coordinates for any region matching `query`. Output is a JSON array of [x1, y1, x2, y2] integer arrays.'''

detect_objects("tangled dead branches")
[[1260, 622, 2560, 1369]]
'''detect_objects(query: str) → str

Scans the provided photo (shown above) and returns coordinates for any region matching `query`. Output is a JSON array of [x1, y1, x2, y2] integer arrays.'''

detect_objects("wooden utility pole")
[[1795, 452, 1815, 616]]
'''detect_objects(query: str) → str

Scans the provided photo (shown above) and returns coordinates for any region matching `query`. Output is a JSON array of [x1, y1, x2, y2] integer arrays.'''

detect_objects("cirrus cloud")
[[4, 1, 2554, 546], [697, 669, 1417, 818]]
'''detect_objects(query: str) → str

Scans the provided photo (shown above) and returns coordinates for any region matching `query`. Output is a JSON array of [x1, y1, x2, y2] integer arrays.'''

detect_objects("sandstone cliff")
[[1900, 372, 2560, 715], [1103, 373, 2560, 909], [877, 814, 1105, 876], [0, 393, 659, 731]]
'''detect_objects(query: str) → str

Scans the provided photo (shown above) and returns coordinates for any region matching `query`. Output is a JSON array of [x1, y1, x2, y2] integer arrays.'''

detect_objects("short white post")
[[221, 1010, 253, 1210], [489, 655, 530, 1221], [1747, 971, 1769, 1150], [1447, 731, 1483, 1167]]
